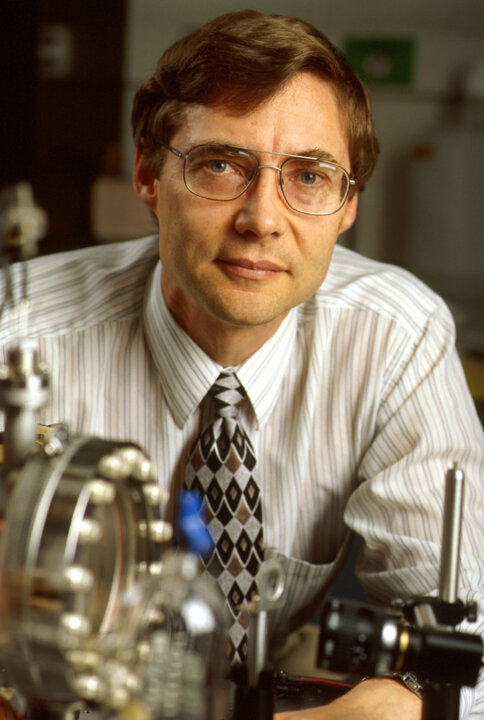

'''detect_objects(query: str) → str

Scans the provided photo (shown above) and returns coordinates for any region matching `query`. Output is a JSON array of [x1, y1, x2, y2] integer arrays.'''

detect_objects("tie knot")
[[210, 371, 245, 418]]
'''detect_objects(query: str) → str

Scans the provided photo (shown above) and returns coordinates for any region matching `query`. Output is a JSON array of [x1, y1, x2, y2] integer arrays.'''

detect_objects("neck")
[[199, 321, 286, 367], [181, 312, 287, 366]]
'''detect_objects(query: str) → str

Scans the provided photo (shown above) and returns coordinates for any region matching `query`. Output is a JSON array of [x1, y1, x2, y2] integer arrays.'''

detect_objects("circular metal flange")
[[0, 436, 169, 708]]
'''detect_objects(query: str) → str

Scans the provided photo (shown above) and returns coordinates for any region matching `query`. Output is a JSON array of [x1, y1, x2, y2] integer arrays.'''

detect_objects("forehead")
[[171, 73, 350, 167]]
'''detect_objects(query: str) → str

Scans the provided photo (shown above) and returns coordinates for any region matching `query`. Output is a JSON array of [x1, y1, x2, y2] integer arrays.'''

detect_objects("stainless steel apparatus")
[[0, 184, 226, 720]]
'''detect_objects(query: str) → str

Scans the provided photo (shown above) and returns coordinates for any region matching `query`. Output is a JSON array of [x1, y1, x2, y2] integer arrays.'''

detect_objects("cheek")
[[297, 220, 339, 264], [157, 204, 220, 277], [157, 174, 224, 232], [292, 224, 339, 293]]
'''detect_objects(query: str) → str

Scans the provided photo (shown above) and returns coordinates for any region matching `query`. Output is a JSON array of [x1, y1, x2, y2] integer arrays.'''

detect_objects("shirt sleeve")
[[343, 296, 484, 719]]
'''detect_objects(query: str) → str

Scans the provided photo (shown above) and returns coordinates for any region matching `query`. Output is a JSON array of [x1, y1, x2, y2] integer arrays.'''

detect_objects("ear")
[[338, 192, 359, 236], [132, 149, 158, 211]]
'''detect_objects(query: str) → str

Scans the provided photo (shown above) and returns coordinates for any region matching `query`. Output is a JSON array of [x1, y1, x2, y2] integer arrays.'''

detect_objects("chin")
[[210, 298, 291, 330]]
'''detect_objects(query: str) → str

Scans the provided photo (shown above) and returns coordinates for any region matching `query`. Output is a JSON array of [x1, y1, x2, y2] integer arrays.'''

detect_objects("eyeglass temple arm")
[[167, 147, 187, 160]]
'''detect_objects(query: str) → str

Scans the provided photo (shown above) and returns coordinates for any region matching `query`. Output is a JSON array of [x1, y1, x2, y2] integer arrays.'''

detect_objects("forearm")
[[274, 678, 422, 720]]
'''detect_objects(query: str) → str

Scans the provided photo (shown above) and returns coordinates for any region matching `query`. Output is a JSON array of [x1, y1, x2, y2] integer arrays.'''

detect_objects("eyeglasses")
[[166, 143, 357, 216]]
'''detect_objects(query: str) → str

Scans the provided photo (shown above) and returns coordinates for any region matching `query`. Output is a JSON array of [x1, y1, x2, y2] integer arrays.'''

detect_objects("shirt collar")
[[143, 261, 297, 429]]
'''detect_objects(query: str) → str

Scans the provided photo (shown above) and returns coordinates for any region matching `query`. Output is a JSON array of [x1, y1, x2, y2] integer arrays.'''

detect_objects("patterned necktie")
[[184, 371, 264, 663]]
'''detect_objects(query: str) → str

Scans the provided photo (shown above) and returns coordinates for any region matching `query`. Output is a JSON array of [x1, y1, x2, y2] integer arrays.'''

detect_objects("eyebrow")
[[191, 139, 340, 165], [298, 148, 340, 164]]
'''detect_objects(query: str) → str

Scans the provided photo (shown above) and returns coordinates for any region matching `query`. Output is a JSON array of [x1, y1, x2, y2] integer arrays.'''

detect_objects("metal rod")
[[247, 609, 269, 687], [439, 463, 465, 605]]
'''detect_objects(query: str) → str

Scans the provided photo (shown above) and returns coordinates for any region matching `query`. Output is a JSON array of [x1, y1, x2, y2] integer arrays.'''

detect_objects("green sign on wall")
[[343, 36, 416, 87]]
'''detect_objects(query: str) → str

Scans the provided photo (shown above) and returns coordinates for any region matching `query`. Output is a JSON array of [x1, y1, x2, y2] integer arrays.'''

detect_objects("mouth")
[[216, 257, 285, 280]]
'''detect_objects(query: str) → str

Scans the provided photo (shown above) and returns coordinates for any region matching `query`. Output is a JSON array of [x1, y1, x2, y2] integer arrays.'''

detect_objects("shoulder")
[[304, 245, 454, 338], [0, 235, 159, 341]]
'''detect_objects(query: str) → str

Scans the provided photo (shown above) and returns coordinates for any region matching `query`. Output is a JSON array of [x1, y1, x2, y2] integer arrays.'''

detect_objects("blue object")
[[179, 491, 214, 556]]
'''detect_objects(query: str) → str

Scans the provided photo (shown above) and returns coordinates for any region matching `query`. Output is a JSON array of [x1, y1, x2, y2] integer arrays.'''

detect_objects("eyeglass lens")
[[183, 145, 349, 215]]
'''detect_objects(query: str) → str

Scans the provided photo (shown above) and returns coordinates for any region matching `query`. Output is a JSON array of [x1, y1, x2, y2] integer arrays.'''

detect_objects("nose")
[[233, 165, 287, 239]]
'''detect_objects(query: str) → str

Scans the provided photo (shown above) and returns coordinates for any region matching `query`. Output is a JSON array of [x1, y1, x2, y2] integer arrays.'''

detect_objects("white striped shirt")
[[1, 235, 483, 716]]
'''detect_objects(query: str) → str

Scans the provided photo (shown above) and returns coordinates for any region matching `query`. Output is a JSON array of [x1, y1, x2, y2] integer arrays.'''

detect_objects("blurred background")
[[1, 0, 483, 406]]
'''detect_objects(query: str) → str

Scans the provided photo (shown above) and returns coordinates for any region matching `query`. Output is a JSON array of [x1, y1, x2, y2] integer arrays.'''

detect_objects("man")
[[1, 10, 482, 720]]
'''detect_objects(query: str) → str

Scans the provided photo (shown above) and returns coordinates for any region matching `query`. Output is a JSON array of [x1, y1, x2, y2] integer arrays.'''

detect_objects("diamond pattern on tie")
[[185, 371, 264, 664]]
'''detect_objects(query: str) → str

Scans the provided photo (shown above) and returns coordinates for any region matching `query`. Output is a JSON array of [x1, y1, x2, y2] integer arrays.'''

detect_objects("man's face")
[[135, 73, 358, 351]]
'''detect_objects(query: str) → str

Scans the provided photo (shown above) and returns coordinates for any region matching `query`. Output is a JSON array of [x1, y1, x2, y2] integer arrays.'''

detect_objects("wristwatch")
[[388, 671, 423, 699]]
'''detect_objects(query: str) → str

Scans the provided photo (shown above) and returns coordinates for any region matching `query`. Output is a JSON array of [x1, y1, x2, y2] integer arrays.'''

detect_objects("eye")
[[187, 146, 257, 186], [287, 167, 329, 188], [203, 154, 254, 180], [208, 159, 231, 174], [299, 172, 319, 185]]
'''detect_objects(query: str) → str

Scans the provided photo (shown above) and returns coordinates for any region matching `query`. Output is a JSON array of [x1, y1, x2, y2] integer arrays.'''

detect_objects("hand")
[[274, 678, 422, 720]]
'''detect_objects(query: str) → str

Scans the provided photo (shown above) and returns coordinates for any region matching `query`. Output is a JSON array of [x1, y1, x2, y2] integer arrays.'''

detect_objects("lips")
[[218, 257, 284, 273]]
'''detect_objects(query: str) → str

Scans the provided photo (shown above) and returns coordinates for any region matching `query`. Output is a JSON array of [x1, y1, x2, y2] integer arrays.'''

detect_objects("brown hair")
[[131, 10, 379, 190]]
